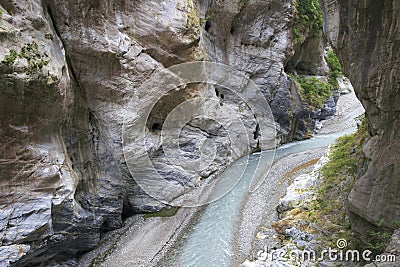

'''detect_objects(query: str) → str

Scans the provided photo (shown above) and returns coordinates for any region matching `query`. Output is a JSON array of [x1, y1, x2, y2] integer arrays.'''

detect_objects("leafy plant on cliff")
[[200, 14, 211, 24], [325, 49, 343, 87], [185, 0, 200, 34], [308, 118, 369, 248], [19, 42, 49, 72], [1, 42, 49, 72], [290, 74, 333, 108], [1, 49, 17, 65], [293, 0, 323, 41], [365, 228, 392, 255]]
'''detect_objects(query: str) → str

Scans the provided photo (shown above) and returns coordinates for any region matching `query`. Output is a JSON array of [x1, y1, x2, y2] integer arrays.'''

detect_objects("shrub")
[[308, 118, 369, 248], [1, 42, 49, 72], [293, 0, 323, 40], [326, 49, 343, 87], [1, 49, 17, 65], [290, 74, 333, 108]]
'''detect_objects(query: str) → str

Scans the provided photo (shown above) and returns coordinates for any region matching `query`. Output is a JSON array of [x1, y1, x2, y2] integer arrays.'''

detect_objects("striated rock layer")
[[197, 0, 335, 143], [321, 0, 400, 238], [0, 0, 337, 265]]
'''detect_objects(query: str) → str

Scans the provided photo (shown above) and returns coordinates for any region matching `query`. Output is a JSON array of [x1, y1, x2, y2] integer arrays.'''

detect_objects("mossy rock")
[[143, 206, 180, 219]]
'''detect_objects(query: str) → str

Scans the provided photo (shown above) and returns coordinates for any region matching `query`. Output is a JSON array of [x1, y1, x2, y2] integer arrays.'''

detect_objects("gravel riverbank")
[[79, 206, 203, 267], [82, 88, 364, 267], [232, 88, 364, 265], [232, 147, 326, 265]]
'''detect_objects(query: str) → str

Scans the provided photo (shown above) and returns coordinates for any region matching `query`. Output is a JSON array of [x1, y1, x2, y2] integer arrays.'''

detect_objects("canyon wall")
[[0, 0, 336, 265], [197, 0, 335, 143], [321, 0, 400, 239]]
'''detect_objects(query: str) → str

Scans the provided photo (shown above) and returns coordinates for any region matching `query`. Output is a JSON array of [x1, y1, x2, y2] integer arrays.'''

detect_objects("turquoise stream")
[[161, 127, 356, 267]]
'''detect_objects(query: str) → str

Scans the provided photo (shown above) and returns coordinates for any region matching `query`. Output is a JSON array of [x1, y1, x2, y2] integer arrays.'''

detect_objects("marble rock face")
[[321, 0, 400, 239], [0, 0, 335, 265]]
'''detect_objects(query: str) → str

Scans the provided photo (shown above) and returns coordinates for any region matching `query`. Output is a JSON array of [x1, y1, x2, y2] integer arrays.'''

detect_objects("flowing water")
[[159, 127, 357, 267], [87, 90, 364, 267]]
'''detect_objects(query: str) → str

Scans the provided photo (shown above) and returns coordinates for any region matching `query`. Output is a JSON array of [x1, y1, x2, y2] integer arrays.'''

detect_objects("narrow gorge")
[[0, 0, 398, 266]]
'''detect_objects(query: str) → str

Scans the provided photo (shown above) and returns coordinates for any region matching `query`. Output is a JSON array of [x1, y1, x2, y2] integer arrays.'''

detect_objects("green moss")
[[325, 49, 343, 87], [1, 49, 17, 65], [293, 0, 323, 41], [290, 74, 333, 108], [143, 206, 180, 219], [308, 118, 369, 248]]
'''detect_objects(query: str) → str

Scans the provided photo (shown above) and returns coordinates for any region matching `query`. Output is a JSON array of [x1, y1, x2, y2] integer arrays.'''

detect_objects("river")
[[159, 127, 357, 267], [85, 90, 364, 267]]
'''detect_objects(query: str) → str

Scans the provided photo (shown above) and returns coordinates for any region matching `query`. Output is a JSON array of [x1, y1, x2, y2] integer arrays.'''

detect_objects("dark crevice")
[[121, 197, 135, 220], [253, 123, 260, 140], [186, 123, 219, 137], [151, 123, 162, 131], [45, 1, 81, 87], [205, 20, 211, 32]]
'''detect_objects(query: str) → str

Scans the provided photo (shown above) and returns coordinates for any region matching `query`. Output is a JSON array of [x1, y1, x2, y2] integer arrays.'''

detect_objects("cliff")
[[321, 0, 400, 241], [0, 0, 337, 265]]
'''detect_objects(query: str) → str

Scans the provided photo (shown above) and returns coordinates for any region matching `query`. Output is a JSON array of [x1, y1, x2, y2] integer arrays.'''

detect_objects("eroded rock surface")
[[321, 0, 400, 238], [197, 0, 335, 142], [0, 0, 339, 265]]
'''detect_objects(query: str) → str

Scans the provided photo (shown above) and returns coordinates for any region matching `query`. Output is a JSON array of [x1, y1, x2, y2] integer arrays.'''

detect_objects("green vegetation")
[[1, 49, 17, 65], [20, 42, 49, 72], [290, 74, 333, 108], [1, 42, 49, 72], [239, 0, 250, 10], [143, 206, 180, 219], [365, 228, 392, 255], [185, 0, 200, 33], [200, 14, 211, 24], [321, 120, 368, 179], [325, 49, 343, 87], [289, 50, 343, 108], [293, 0, 323, 41], [275, 118, 392, 255], [307, 118, 369, 248]]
